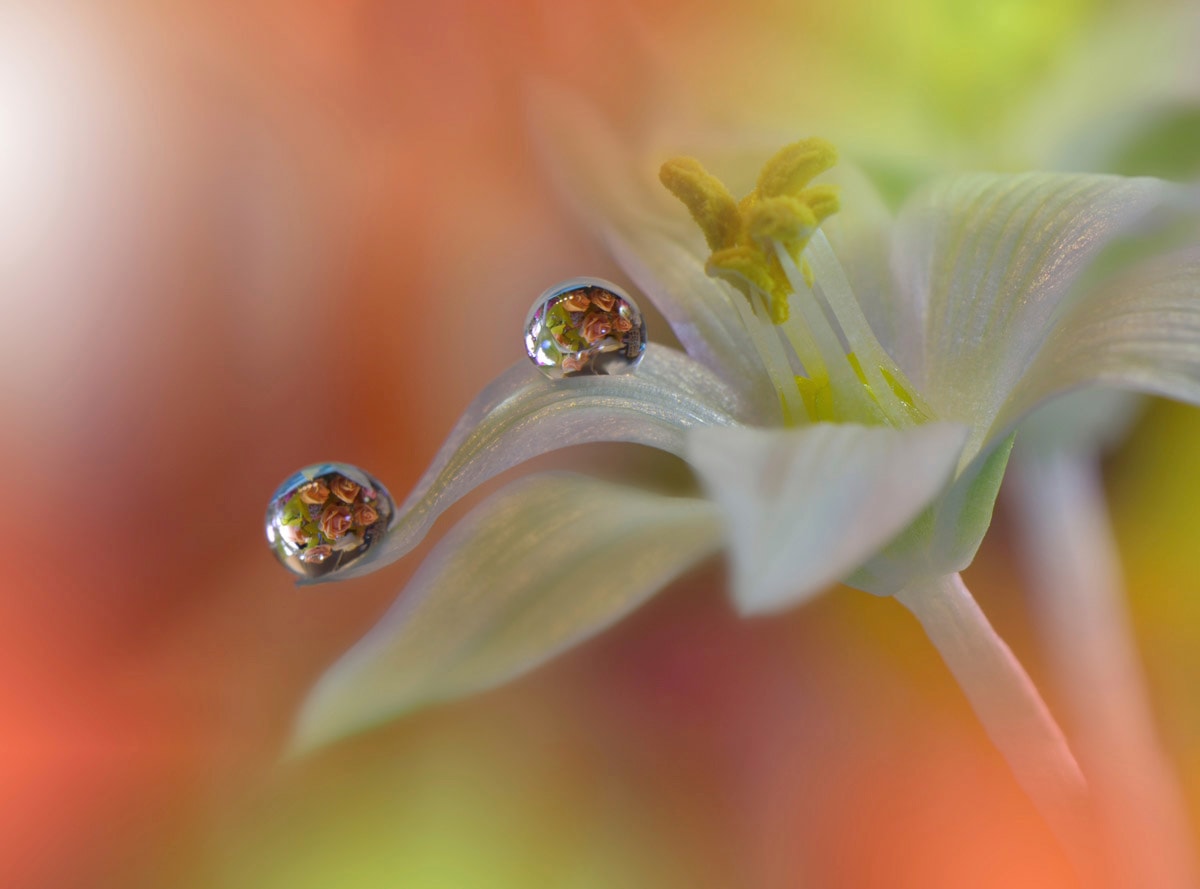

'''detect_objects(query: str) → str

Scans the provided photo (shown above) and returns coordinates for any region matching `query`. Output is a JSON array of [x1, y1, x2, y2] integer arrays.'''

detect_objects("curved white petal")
[[852, 432, 1015, 597], [892, 172, 1175, 460], [313, 346, 738, 583], [686, 422, 968, 615], [527, 83, 773, 416], [290, 474, 723, 754], [998, 246, 1200, 436], [604, 228, 778, 420]]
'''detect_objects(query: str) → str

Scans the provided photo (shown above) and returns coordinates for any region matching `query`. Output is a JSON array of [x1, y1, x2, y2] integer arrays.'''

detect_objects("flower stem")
[[895, 573, 1098, 879], [1009, 452, 1198, 889]]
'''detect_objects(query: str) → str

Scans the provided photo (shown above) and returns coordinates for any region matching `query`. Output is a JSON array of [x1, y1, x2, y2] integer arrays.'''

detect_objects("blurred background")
[[1, 1, 1199, 887]]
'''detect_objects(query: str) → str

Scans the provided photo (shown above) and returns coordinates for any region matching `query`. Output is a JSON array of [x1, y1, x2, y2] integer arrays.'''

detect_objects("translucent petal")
[[604, 232, 776, 419], [892, 172, 1174, 460], [998, 247, 1200, 436], [1013, 8, 1200, 174], [686, 422, 968, 615], [314, 346, 739, 583], [527, 83, 773, 418], [290, 473, 723, 753], [1065, 101, 1200, 182]]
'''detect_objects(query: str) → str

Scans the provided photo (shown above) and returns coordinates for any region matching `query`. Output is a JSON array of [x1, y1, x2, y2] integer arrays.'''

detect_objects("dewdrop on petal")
[[524, 277, 646, 379], [265, 462, 395, 580]]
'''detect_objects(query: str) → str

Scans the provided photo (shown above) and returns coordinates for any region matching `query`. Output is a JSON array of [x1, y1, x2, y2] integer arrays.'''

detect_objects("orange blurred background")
[[2, 2, 1198, 887]]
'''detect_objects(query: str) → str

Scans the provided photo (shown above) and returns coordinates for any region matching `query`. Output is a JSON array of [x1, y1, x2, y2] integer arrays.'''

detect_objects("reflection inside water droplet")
[[265, 462, 395, 580], [524, 278, 646, 379]]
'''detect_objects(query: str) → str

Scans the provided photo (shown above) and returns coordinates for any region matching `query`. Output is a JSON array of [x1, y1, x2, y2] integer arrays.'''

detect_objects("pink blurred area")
[[1, 3, 1197, 888]]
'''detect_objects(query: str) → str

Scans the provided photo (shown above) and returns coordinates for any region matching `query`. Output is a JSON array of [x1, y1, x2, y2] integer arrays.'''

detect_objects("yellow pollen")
[[659, 138, 840, 324]]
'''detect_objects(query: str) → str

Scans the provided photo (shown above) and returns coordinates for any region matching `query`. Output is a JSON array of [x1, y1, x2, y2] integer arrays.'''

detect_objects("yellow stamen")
[[659, 138, 840, 325], [795, 374, 834, 421], [745, 196, 817, 249], [706, 246, 791, 323], [755, 139, 839, 199], [848, 352, 925, 423], [658, 157, 742, 252]]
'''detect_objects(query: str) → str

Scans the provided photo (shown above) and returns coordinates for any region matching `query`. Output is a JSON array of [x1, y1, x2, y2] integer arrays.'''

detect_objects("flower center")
[[660, 140, 927, 428]]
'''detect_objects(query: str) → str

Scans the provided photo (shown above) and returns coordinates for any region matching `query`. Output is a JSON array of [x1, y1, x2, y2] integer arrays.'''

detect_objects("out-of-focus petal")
[[686, 422, 967, 614], [528, 83, 774, 417], [1014, 6, 1200, 174], [290, 473, 722, 754]]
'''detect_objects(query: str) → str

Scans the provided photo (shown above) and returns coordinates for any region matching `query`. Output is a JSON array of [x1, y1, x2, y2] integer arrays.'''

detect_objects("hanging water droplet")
[[265, 462, 395, 580], [524, 278, 646, 379]]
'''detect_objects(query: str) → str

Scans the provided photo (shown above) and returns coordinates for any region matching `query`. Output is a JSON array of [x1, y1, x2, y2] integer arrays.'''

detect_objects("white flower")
[[289, 94, 1200, 801]]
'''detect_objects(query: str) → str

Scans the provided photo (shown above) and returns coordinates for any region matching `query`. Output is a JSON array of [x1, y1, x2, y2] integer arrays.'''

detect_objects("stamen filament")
[[805, 233, 907, 409], [772, 293, 829, 384], [773, 244, 884, 424], [726, 281, 808, 422]]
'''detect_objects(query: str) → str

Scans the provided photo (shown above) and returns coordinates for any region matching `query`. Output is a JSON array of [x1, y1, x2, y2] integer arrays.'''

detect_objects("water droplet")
[[524, 278, 646, 379], [265, 462, 395, 580]]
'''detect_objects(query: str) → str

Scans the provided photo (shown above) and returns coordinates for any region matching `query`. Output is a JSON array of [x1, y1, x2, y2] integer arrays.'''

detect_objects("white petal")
[[892, 172, 1175, 459], [527, 83, 773, 416], [290, 474, 722, 753], [316, 346, 738, 583], [998, 246, 1200, 436], [603, 228, 778, 419], [852, 432, 1015, 596], [686, 422, 968, 615]]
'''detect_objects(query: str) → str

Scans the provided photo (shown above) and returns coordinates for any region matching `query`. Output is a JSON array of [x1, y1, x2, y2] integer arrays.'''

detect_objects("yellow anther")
[[796, 184, 840, 222], [707, 246, 791, 322], [661, 138, 840, 325], [745, 196, 817, 250], [659, 157, 742, 252], [758, 138, 835, 197], [755, 138, 838, 199]]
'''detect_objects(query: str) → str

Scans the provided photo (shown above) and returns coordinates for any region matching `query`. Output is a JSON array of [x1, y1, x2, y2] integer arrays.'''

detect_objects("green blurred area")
[[215, 717, 676, 889], [1113, 401, 1200, 817], [210, 621, 738, 889]]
